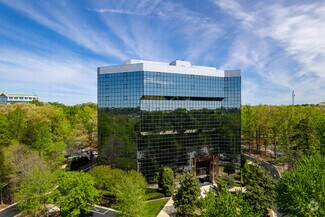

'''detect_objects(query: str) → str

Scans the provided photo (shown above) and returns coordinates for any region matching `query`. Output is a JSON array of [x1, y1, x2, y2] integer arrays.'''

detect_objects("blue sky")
[[0, 0, 324, 105]]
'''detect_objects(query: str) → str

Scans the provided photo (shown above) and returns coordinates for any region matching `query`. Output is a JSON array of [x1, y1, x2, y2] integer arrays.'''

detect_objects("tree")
[[216, 175, 235, 189], [78, 105, 97, 144], [113, 170, 147, 217], [158, 166, 174, 196], [88, 165, 112, 190], [290, 117, 320, 154], [53, 171, 100, 217], [16, 166, 55, 216], [7, 107, 25, 143], [89, 166, 124, 194], [173, 171, 200, 216], [242, 162, 276, 215], [0, 148, 9, 204], [201, 188, 261, 217], [276, 154, 325, 216], [24, 120, 66, 168], [0, 113, 10, 146], [241, 105, 256, 152], [4, 143, 48, 192]]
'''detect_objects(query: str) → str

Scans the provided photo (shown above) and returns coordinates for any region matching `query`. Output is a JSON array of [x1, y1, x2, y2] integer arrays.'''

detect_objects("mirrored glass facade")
[[98, 61, 241, 182], [0, 94, 7, 104]]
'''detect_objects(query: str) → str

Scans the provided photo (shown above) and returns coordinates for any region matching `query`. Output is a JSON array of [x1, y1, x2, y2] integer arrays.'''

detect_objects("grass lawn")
[[143, 198, 169, 217]]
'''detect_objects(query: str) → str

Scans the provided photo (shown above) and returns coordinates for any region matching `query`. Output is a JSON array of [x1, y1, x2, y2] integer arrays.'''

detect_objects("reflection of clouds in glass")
[[144, 77, 176, 85]]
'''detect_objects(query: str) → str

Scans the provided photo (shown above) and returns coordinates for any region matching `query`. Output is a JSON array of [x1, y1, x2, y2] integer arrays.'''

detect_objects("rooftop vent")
[[169, 59, 191, 67]]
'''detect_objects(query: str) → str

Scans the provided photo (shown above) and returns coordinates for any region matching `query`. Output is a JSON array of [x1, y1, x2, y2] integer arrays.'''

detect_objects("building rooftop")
[[0, 91, 38, 97], [98, 59, 241, 77]]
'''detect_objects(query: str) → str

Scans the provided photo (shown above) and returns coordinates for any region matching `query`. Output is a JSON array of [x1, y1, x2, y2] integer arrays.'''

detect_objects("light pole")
[[292, 90, 295, 105]]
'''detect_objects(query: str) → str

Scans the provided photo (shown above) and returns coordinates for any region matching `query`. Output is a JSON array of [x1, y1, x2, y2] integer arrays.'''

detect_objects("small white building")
[[0, 91, 38, 104], [319, 102, 325, 107]]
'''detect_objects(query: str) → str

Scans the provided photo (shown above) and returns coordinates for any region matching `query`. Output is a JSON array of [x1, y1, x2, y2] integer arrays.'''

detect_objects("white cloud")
[[90, 0, 223, 63], [90, 8, 148, 16], [1, 0, 324, 105], [0, 0, 127, 60], [212, 0, 255, 27], [261, 3, 325, 79], [214, 1, 325, 104], [0, 46, 104, 105]]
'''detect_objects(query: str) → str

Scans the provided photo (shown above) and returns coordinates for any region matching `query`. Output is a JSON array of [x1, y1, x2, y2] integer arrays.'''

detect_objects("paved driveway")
[[80, 206, 117, 217], [0, 204, 19, 217], [0, 204, 116, 217]]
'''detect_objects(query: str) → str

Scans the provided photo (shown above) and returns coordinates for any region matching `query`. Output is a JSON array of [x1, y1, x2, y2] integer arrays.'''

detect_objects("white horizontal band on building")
[[98, 59, 241, 77]]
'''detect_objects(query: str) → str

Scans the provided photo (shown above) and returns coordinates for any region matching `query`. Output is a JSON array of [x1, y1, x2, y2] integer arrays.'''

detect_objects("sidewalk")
[[156, 197, 176, 217]]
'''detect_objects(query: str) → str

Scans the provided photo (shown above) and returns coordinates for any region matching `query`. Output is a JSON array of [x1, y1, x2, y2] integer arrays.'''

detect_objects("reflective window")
[[98, 70, 241, 182]]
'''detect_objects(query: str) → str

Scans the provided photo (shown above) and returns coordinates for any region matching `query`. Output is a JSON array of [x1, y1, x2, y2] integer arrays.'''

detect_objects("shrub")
[[158, 167, 174, 196], [216, 175, 235, 189]]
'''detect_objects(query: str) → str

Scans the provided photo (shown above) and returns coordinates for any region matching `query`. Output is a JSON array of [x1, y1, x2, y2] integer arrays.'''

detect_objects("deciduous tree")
[[277, 154, 325, 216], [113, 170, 147, 217], [201, 188, 261, 217], [53, 171, 99, 217], [0, 148, 9, 204], [16, 166, 55, 216]]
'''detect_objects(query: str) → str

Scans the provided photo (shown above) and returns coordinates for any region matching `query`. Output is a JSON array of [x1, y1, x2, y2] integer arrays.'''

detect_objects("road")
[[0, 204, 19, 217], [0, 204, 116, 217], [243, 154, 281, 180]]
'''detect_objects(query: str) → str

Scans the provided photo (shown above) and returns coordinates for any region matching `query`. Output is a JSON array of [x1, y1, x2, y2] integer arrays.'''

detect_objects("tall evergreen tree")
[[173, 171, 200, 216], [242, 162, 276, 215]]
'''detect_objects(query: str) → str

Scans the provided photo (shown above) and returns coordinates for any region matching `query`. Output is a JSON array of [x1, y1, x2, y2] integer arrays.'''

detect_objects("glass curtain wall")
[[98, 70, 241, 182]]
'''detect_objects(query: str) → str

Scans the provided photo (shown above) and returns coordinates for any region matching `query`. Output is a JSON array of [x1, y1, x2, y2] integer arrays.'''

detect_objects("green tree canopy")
[[241, 105, 325, 163], [89, 165, 124, 194], [7, 107, 25, 143], [53, 171, 100, 217], [88, 165, 112, 190], [201, 188, 261, 217], [276, 154, 325, 216], [173, 171, 200, 216], [242, 161, 276, 215], [0, 113, 10, 146], [3, 143, 48, 191], [16, 166, 55, 216], [158, 166, 174, 196], [113, 170, 147, 217], [0, 148, 9, 204]]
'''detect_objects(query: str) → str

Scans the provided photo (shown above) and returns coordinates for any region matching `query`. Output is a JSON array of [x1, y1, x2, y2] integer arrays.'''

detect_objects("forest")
[[0, 102, 324, 216], [0, 101, 97, 204], [242, 104, 325, 165]]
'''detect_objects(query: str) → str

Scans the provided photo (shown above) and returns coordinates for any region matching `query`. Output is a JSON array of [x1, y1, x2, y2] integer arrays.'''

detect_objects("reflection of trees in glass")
[[98, 108, 140, 170], [139, 109, 240, 181], [98, 107, 241, 182]]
